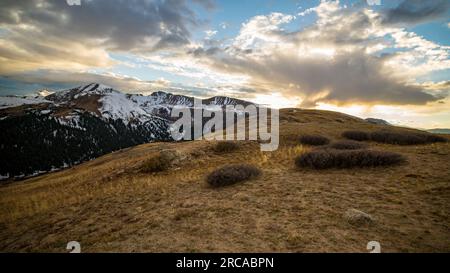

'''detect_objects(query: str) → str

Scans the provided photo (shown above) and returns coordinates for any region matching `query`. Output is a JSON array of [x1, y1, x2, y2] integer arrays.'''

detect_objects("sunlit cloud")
[[252, 93, 300, 109], [0, 0, 449, 128], [0, 0, 212, 73], [193, 1, 449, 107]]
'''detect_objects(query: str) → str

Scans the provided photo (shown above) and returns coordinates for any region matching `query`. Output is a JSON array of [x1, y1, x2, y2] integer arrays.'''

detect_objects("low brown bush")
[[370, 131, 447, 145], [207, 164, 261, 187], [295, 149, 406, 169], [424, 134, 448, 143], [342, 131, 370, 141], [343, 130, 447, 145], [214, 141, 239, 153], [330, 140, 368, 150], [299, 135, 330, 146]]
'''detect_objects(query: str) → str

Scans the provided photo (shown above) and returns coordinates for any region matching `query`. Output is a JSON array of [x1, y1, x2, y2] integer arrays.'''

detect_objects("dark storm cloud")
[[0, 0, 212, 52], [381, 0, 450, 26]]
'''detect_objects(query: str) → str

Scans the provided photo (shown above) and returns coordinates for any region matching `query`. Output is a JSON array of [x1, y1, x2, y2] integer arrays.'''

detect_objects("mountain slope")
[[0, 109, 448, 252]]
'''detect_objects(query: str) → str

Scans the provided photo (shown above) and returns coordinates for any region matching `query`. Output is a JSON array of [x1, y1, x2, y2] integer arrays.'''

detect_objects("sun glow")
[[252, 93, 300, 109], [309, 47, 336, 58], [316, 103, 371, 117]]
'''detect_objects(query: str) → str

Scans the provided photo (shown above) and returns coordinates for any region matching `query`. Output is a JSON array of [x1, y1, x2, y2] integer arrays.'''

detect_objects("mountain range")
[[426, 129, 450, 135], [2, 83, 448, 181], [0, 83, 253, 180]]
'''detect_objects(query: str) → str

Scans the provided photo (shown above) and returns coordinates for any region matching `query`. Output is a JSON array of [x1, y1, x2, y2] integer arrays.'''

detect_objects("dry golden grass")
[[0, 109, 449, 253]]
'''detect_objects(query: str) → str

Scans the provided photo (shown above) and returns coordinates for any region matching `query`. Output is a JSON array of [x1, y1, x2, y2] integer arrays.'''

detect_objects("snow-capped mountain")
[[0, 95, 51, 110], [129, 90, 254, 119], [0, 83, 256, 180], [132, 91, 251, 107]]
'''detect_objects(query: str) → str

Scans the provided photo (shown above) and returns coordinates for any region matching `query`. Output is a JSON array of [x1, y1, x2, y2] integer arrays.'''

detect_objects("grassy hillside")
[[0, 109, 449, 252]]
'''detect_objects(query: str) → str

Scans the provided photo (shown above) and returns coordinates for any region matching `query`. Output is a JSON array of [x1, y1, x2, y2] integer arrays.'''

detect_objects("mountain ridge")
[[427, 128, 450, 135], [0, 83, 257, 180]]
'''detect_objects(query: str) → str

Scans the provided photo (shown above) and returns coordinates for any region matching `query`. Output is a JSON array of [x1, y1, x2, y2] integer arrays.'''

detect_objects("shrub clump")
[[214, 141, 239, 153], [299, 135, 330, 146], [342, 131, 370, 141], [423, 134, 448, 143], [295, 149, 406, 169], [330, 140, 368, 150], [207, 164, 261, 187], [342, 130, 447, 145], [370, 131, 447, 145]]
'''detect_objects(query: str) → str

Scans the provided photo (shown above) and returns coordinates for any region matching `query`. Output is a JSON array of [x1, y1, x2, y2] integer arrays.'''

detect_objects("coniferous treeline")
[[0, 112, 171, 178]]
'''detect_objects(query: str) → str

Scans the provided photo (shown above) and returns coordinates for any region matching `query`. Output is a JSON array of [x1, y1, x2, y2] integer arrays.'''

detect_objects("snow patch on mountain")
[[0, 96, 51, 109], [57, 115, 86, 131], [37, 90, 54, 97], [0, 173, 9, 180], [46, 83, 116, 103], [100, 91, 150, 124]]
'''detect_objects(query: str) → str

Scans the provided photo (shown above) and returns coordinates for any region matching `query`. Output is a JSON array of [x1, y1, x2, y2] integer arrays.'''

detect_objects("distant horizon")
[[0, 0, 449, 128], [0, 81, 448, 131]]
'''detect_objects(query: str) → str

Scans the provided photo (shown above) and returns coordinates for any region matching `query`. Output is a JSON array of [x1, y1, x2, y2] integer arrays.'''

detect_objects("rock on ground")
[[159, 149, 188, 166], [344, 209, 374, 226]]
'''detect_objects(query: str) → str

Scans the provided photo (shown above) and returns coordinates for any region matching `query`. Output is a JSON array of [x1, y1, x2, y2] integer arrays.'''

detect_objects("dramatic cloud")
[[233, 12, 295, 50], [380, 0, 450, 26], [0, 0, 449, 123], [211, 51, 440, 107], [0, 0, 212, 72], [2, 70, 171, 92], [191, 1, 449, 107]]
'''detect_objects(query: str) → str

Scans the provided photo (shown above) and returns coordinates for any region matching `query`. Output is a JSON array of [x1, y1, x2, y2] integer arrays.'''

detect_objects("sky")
[[0, 0, 449, 129]]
